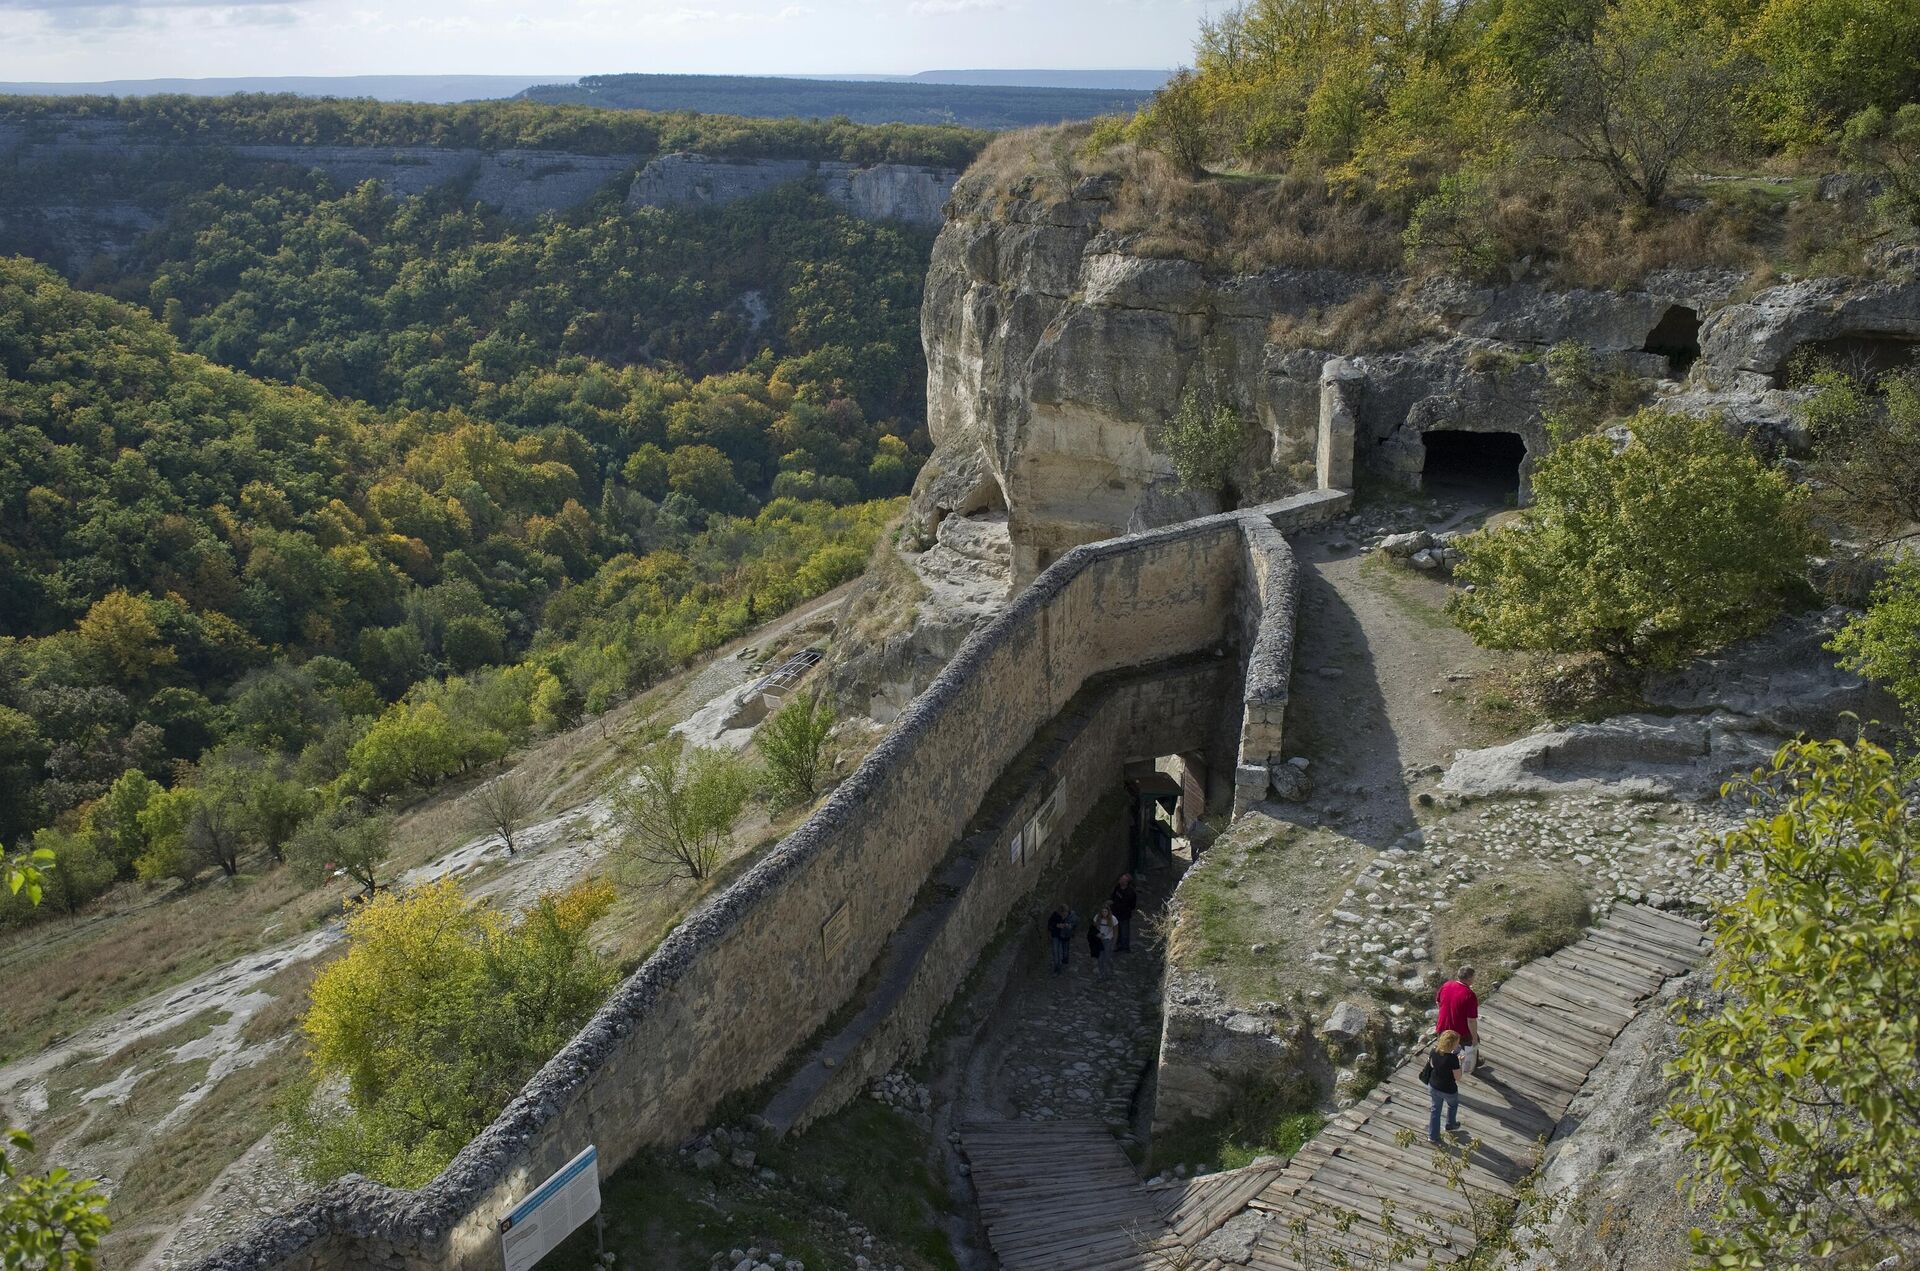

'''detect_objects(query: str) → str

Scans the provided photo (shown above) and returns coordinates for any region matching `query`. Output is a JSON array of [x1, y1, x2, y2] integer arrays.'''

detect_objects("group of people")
[[1045, 873, 1139, 977], [1425, 965, 1481, 1144], [1043, 877, 1486, 1149]]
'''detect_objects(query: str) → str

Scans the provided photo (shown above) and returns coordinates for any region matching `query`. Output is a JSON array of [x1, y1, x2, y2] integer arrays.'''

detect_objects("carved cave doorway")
[[1420, 429, 1526, 502], [1645, 305, 1701, 378]]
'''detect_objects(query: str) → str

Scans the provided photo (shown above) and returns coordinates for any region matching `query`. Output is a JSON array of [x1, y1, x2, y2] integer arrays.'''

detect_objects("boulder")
[[1379, 531, 1434, 557], [1268, 761, 1312, 802], [1319, 1001, 1370, 1041]]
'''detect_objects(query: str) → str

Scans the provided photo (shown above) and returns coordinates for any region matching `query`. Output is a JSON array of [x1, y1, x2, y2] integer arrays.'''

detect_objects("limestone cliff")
[[913, 160, 1920, 584], [0, 118, 956, 272], [627, 152, 957, 228]]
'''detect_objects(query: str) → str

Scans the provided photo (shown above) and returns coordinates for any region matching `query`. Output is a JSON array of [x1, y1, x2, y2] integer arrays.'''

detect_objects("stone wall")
[[187, 492, 1333, 1271], [626, 152, 958, 228], [791, 656, 1234, 1130]]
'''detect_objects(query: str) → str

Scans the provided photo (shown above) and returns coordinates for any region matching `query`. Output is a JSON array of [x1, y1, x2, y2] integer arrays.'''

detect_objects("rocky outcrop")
[[626, 152, 958, 227], [1443, 607, 1898, 801], [1156, 967, 1322, 1129], [913, 159, 1920, 583], [1440, 713, 1779, 801], [1, 118, 636, 212]]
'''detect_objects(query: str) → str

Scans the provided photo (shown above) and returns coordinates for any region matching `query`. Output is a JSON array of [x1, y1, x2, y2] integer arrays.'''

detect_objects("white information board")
[[499, 1144, 600, 1271]]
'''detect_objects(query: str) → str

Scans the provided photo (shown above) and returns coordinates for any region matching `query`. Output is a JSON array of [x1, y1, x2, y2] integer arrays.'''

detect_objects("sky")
[[0, 0, 1206, 83]]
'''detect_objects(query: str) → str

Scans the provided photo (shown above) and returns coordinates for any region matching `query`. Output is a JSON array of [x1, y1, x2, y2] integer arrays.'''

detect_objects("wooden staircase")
[[959, 903, 1709, 1271]]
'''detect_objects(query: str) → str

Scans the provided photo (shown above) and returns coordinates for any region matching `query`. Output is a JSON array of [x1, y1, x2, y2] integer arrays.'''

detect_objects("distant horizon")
[[4, 1, 1203, 85], [0, 67, 1173, 102]]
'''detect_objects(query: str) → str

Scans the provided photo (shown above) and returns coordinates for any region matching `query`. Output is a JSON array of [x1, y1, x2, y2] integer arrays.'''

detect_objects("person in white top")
[[1092, 905, 1119, 978]]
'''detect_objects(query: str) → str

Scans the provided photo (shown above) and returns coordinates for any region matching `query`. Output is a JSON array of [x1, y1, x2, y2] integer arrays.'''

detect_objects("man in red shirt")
[[1436, 965, 1480, 1073]]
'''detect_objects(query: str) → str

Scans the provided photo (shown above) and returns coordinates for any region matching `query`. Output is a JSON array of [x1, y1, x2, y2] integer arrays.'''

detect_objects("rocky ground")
[[1309, 797, 1742, 1019], [969, 887, 1169, 1130]]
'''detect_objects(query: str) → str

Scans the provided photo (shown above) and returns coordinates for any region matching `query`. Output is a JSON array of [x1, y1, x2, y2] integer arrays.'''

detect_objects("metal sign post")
[[498, 1144, 601, 1271]]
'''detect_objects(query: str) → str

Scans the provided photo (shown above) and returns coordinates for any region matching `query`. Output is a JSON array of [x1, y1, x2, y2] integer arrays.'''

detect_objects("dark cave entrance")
[[1421, 429, 1526, 501], [1644, 305, 1701, 377]]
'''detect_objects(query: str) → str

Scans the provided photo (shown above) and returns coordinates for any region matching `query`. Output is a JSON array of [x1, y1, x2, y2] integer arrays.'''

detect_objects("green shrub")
[[1450, 410, 1815, 669]]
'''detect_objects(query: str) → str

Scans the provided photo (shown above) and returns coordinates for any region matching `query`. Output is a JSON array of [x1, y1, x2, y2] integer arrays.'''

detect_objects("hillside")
[[0, 255, 900, 899], [519, 71, 1152, 128]]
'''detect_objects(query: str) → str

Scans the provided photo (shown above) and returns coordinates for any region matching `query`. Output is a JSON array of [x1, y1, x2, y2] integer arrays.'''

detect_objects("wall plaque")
[[821, 902, 852, 962]]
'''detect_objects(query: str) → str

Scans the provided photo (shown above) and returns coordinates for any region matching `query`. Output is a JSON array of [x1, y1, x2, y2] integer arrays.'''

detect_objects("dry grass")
[[967, 124, 1880, 296], [101, 1042, 302, 1266], [832, 533, 927, 648], [949, 122, 1102, 217], [1268, 284, 1447, 354], [1434, 868, 1592, 985], [0, 870, 331, 1063], [1106, 151, 1407, 273]]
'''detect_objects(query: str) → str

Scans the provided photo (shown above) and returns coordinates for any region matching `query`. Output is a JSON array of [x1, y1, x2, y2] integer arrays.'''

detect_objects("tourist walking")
[[1090, 905, 1118, 977], [1423, 1029, 1464, 1144], [1436, 965, 1481, 1076], [1047, 903, 1075, 974], [1110, 874, 1138, 952]]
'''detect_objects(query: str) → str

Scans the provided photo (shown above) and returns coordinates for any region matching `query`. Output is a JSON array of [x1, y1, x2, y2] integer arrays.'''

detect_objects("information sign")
[[500, 1145, 600, 1271]]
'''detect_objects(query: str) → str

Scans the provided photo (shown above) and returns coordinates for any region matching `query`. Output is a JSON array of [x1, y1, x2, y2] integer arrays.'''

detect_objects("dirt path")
[[1280, 502, 1507, 852]]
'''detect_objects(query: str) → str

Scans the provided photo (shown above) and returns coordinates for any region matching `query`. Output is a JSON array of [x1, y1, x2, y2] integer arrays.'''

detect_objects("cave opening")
[[1421, 429, 1526, 501], [1644, 305, 1701, 377]]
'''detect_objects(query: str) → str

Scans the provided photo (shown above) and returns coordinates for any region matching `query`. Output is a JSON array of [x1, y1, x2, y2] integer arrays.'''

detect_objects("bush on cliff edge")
[[1448, 410, 1815, 671]]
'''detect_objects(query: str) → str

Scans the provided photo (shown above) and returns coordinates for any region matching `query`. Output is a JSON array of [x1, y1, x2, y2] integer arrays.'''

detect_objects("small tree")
[[289, 877, 615, 1186], [1131, 66, 1213, 176], [611, 741, 752, 882], [1162, 382, 1245, 502], [288, 805, 393, 898], [1449, 410, 1816, 669], [1798, 361, 1920, 546], [1546, 0, 1745, 205], [1403, 171, 1502, 280], [1830, 558, 1920, 717], [1665, 738, 1920, 1266], [1841, 103, 1920, 229], [756, 692, 836, 806], [472, 771, 536, 856]]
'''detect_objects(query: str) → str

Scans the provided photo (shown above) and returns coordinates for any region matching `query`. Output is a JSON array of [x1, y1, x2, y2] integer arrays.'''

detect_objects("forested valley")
[[0, 117, 946, 923]]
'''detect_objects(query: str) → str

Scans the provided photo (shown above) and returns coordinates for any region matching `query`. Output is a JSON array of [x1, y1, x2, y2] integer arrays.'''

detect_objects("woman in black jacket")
[[1426, 1029, 1463, 1144]]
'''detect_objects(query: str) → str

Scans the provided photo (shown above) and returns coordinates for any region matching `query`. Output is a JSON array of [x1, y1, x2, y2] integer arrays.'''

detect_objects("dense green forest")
[[0, 94, 988, 166], [521, 72, 1152, 130], [0, 120, 936, 916]]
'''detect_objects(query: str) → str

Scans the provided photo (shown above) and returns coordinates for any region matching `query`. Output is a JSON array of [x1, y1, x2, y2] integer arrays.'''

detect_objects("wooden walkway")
[[961, 903, 1707, 1270]]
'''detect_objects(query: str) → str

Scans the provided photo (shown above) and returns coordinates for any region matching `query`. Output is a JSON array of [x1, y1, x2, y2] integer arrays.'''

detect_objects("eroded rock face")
[[627, 152, 958, 227], [915, 176, 1331, 583], [913, 161, 1920, 584]]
